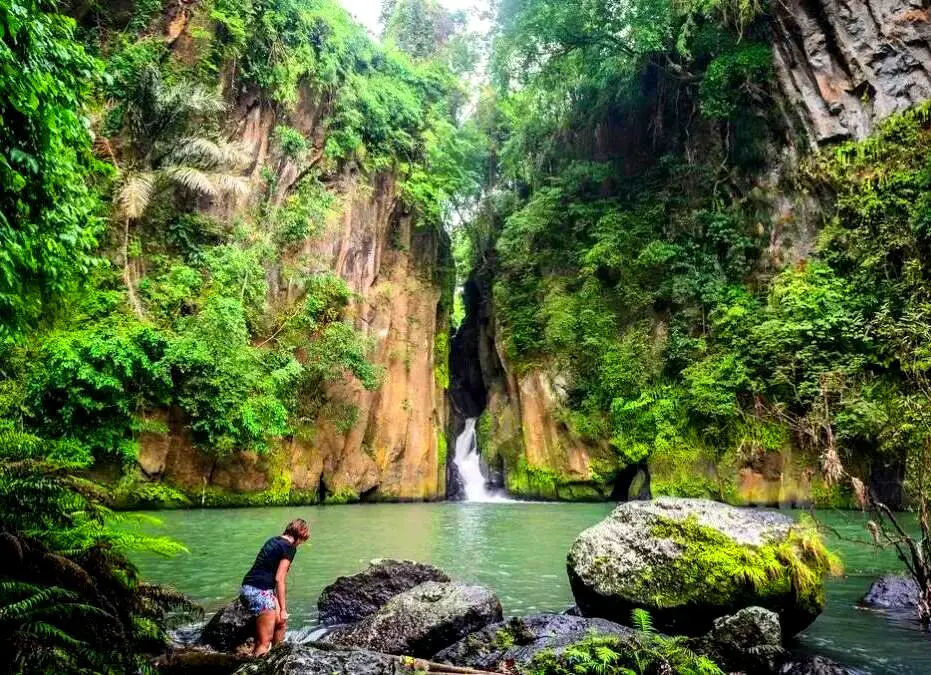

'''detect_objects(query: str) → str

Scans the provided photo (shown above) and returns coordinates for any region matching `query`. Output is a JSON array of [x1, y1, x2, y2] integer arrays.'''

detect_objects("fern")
[[631, 608, 655, 634]]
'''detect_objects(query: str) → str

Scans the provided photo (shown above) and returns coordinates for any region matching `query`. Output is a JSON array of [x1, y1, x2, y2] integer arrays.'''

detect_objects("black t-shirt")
[[242, 536, 297, 590]]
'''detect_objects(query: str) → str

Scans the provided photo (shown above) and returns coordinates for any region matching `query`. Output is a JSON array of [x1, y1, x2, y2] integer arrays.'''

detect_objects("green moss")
[[436, 427, 448, 467], [434, 329, 450, 390], [190, 487, 319, 509], [810, 476, 856, 509], [632, 515, 839, 614], [492, 628, 516, 649], [323, 486, 360, 505]]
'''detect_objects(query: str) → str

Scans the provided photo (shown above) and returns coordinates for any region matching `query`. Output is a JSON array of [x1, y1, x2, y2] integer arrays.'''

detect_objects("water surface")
[[131, 503, 930, 673]]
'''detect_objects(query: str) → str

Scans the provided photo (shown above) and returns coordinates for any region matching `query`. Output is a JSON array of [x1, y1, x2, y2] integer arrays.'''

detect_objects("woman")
[[240, 518, 310, 656]]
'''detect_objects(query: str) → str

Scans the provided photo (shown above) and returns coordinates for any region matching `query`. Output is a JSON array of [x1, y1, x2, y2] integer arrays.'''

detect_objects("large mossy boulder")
[[322, 581, 503, 657], [567, 498, 836, 636], [317, 559, 450, 625], [433, 614, 635, 670]]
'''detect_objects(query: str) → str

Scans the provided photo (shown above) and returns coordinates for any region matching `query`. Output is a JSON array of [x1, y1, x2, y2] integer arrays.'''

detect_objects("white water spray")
[[453, 418, 511, 502]]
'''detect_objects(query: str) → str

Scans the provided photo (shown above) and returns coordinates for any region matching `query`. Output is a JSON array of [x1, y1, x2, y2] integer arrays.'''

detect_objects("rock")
[[317, 559, 451, 625], [772, 0, 931, 146], [322, 581, 503, 658], [433, 614, 635, 670], [695, 606, 783, 673], [778, 655, 856, 675], [233, 643, 409, 675], [154, 648, 251, 675], [200, 598, 255, 652], [567, 498, 830, 636], [859, 574, 920, 610]]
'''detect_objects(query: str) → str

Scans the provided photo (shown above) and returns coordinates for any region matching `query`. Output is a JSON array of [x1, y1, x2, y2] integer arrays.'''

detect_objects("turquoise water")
[[130, 503, 930, 673]]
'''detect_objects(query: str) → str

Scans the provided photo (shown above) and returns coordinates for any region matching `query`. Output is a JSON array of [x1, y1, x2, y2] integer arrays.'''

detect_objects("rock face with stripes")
[[773, 0, 931, 145]]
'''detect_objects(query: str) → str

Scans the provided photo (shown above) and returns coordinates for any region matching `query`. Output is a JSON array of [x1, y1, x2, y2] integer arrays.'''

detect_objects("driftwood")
[[400, 658, 501, 674]]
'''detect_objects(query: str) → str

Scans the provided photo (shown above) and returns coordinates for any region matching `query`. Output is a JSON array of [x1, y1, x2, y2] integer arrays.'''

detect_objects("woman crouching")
[[240, 518, 310, 656]]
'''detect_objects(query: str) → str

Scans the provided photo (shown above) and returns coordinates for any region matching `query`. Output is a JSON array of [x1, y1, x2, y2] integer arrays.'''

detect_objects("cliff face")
[[137, 89, 451, 502], [774, 0, 931, 144], [451, 276, 619, 501], [455, 0, 930, 505]]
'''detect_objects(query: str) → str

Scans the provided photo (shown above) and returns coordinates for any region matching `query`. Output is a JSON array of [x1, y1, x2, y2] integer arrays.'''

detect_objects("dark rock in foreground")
[[859, 574, 919, 610], [568, 498, 830, 636], [694, 606, 782, 673], [322, 581, 502, 658], [778, 655, 857, 675], [233, 643, 410, 675], [154, 648, 251, 674], [433, 613, 635, 670], [317, 559, 450, 625], [200, 598, 254, 652]]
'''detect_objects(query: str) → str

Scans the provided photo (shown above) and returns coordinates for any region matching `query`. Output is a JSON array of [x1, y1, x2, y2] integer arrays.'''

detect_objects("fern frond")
[[631, 607, 655, 634]]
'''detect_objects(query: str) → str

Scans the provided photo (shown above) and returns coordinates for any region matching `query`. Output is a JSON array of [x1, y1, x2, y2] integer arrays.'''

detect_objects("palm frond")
[[118, 172, 156, 220], [171, 138, 249, 168], [163, 166, 220, 197], [213, 172, 251, 197]]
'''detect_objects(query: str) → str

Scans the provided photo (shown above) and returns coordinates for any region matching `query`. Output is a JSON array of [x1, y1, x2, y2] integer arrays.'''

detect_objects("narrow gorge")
[[5, 0, 931, 673]]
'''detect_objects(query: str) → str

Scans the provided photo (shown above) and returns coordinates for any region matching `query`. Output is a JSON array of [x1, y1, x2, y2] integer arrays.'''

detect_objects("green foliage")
[[0, 426, 196, 673], [0, 0, 103, 339], [526, 612, 724, 675], [272, 173, 337, 248], [273, 124, 309, 160], [699, 43, 772, 119]]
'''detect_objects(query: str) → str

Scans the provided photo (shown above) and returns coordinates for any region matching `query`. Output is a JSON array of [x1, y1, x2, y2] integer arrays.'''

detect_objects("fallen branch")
[[399, 658, 501, 674]]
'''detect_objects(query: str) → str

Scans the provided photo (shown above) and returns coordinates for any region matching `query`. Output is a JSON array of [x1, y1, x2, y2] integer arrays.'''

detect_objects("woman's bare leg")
[[253, 610, 277, 656], [273, 615, 287, 645]]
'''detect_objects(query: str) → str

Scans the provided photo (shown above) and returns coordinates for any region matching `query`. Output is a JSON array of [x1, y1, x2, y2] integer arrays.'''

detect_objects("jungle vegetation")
[[3, 0, 931, 669], [0, 0, 482, 669]]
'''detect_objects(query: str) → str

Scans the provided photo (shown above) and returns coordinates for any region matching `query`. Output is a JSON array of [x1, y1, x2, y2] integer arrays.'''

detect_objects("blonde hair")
[[283, 518, 310, 542]]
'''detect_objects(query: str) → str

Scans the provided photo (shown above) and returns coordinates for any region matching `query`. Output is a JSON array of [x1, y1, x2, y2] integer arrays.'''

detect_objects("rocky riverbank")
[[153, 499, 864, 674]]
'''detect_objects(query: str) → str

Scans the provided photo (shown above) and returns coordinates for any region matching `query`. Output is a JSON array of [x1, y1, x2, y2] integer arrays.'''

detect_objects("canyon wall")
[[456, 0, 930, 505], [135, 46, 451, 503]]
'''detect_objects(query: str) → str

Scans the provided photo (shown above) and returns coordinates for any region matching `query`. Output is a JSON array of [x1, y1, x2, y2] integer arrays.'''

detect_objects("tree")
[[106, 65, 248, 316], [383, 0, 466, 60], [0, 0, 102, 340]]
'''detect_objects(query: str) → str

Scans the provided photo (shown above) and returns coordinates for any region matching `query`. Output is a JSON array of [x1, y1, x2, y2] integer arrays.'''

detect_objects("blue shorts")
[[240, 584, 278, 615]]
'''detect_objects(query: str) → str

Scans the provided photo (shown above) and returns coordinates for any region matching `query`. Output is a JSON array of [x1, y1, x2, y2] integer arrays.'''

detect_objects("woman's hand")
[[279, 611, 290, 623]]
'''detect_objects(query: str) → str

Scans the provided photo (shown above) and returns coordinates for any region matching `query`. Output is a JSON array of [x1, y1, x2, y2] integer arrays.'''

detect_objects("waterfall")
[[453, 418, 510, 502]]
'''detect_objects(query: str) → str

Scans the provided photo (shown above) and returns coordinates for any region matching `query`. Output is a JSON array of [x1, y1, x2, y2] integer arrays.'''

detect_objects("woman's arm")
[[275, 558, 291, 620]]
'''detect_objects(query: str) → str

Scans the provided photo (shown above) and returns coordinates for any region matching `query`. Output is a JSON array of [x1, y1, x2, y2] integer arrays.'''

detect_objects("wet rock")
[[232, 643, 409, 675], [322, 581, 503, 657], [695, 606, 783, 673], [778, 655, 856, 675], [567, 498, 829, 636], [859, 574, 920, 610], [200, 598, 254, 652], [317, 559, 450, 625], [433, 614, 635, 670], [154, 648, 251, 675]]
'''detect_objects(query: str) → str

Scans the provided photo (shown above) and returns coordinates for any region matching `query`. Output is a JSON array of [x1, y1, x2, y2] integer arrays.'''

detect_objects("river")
[[130, 503, 930, 673]]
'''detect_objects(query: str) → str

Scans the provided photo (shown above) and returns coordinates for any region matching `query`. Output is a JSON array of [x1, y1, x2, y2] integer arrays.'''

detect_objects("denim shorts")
[[240, 584, 278, 615]]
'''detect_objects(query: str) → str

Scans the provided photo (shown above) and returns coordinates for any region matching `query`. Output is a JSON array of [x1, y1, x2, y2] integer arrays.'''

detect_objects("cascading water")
[[453, 418, 510, 502]]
